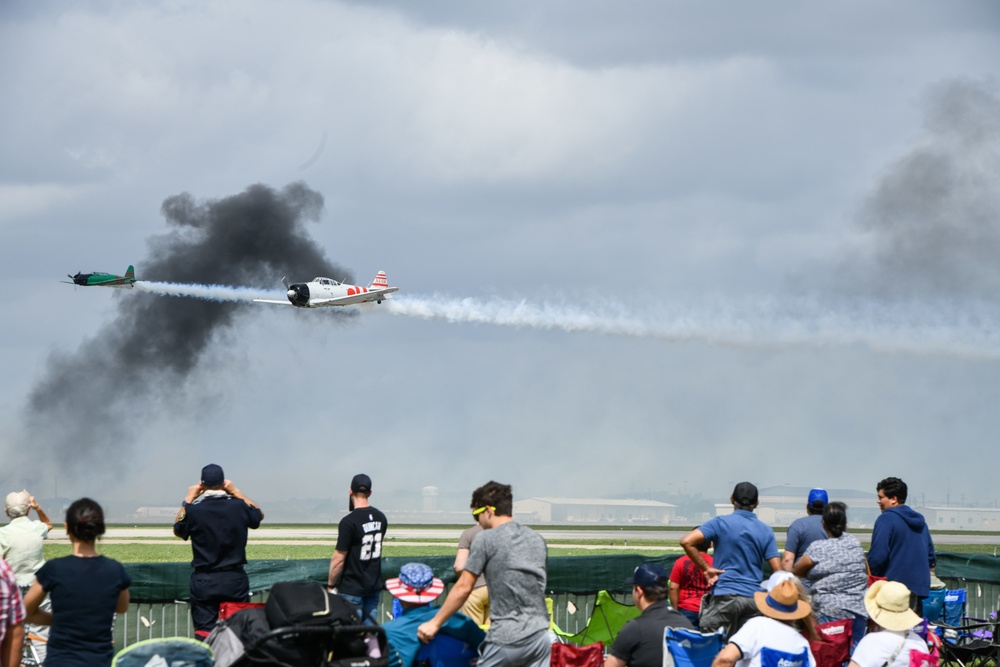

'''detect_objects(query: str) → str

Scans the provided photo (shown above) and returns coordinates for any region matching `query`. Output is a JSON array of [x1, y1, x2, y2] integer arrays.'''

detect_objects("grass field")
[[42, 524, 1000, 562]]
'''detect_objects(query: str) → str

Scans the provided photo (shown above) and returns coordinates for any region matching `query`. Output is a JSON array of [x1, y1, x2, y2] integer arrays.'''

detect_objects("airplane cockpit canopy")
[[315, 277, 340, 285]]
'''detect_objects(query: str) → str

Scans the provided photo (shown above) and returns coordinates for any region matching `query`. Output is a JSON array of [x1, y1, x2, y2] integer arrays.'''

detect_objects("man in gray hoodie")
[[868, 477, 935, 613]]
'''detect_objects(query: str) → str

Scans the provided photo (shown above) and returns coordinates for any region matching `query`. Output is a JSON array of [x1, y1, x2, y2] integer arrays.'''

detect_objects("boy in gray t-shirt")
[[418, 481, 550, 667]]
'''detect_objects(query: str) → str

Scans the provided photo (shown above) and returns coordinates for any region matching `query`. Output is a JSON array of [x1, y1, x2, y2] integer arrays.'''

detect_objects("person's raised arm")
[[27, 494, 52, 531], [781, 550, 796, 572], [224, 480, 263, 517], [174, 482, 204, 534]]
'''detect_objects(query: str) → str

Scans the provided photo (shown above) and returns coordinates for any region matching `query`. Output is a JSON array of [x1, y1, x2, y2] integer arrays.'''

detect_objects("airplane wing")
[[307, 287, 399, 307], [252, 299, 295, 306]]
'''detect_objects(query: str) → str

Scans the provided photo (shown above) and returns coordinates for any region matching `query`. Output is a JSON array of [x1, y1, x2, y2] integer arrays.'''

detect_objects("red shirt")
[[669, 554, 713, 612]]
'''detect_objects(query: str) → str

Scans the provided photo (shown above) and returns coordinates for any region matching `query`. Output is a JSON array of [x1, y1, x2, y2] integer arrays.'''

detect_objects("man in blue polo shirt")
[[679, 481, 781, 639]]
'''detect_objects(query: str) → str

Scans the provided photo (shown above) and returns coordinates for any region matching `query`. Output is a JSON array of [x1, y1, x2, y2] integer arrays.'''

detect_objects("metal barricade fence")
[[113, 588, 624, 649], [113, 581, 998, 649]]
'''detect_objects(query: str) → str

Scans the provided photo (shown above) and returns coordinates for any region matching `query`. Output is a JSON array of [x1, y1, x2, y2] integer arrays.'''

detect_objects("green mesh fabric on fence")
[[124, 552, 1000, 603], [126, 554, 684, 602], [937, 552, 1000, 582]]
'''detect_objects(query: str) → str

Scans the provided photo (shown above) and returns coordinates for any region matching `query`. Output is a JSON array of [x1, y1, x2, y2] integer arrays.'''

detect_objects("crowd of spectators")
[[0, 475, 940, 667]]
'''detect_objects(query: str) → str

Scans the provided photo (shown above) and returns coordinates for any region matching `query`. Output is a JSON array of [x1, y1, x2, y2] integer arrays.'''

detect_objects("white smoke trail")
[[134, 281, 282, 302], [384, 293, 1000, 360], [132, 282, 1000, 359]]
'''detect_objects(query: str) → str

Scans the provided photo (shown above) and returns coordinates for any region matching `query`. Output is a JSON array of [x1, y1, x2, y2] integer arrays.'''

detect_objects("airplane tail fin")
[[370, 271, 389, 289], [125, 265, 135, 279]]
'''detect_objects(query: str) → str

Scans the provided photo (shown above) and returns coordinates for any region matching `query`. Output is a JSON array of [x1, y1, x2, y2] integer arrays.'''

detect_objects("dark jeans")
[[679, 608, 701, 630], [340, 592, 380, 625]]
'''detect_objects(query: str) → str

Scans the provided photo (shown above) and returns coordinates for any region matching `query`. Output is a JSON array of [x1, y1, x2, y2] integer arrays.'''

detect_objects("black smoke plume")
[[19, 182, 349, 479], [845, 78, 1000, 299]]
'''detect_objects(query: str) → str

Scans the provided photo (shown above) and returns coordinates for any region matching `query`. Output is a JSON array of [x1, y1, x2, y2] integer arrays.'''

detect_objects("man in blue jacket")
[[868, 477, 935, 614]]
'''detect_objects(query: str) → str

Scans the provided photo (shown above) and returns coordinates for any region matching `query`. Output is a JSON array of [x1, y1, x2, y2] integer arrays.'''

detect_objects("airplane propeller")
[[279, 276, 309, 306]]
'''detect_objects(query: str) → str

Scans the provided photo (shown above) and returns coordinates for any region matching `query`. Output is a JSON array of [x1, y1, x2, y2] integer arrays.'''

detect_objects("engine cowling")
[[286, 283, 310, 307]]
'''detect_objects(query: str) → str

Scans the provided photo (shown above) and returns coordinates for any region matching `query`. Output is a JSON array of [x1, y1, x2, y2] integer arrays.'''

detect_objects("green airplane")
[[63, 265, 137, 288]]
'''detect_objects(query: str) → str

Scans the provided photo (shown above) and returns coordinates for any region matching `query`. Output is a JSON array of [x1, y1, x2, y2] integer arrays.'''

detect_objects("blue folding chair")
[[664, 626, 725, 667], [760, 647, 810, 667], [945, 590, 968, 627], [924, 589, 947, 623]]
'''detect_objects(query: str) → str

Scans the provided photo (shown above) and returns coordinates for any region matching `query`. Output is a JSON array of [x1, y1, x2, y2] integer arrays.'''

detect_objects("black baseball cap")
[[201, 464, 224, 487], [732, 481, 758, 506], [351, 473, 372, 493]]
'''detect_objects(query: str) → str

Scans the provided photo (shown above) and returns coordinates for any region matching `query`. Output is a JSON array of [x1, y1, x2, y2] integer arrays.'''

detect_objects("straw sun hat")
[[753, 573, 812, 621], [865, 580, 922, 632]]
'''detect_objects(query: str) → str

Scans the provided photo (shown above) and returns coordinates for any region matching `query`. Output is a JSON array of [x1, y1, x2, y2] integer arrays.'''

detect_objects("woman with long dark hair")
[[23, 498, 131, 667], [793, 501, 868, 651]]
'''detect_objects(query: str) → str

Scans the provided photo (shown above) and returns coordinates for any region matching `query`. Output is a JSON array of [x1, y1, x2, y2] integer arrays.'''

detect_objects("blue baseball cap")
[[625, 563, 667, 589], [808, 488, 829, 507]]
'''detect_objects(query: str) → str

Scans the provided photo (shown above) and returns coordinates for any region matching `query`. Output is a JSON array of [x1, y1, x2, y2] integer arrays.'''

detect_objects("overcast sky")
[[1, 1, 999, 515]]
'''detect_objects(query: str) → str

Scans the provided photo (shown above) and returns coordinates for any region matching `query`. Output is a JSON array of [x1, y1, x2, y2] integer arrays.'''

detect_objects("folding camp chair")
[[935, 619, 1000, 667], [112, 637, 215, 666], [550, 641, 604, 667], [944, 590, 968, 627], [923, 590, 947, 623], [552, 591, 640, 646], [663, 626, 725, 667], [759, 647, 810, 667], [809, 618, 852, 667]]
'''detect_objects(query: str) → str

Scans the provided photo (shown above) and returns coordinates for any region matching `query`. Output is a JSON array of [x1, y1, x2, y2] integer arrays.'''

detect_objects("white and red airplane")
[[253, 271, 398, 308]]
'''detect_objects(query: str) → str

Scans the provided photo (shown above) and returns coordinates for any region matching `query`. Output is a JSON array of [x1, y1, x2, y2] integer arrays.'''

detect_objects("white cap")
[[761, 570, 797, 591]]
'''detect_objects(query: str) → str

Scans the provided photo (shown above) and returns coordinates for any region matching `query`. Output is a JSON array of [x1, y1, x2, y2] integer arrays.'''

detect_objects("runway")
[[63, 526, 1000, 546]]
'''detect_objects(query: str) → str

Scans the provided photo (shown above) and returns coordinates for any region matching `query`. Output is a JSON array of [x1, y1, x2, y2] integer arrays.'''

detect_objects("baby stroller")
[[208, 581, 388, 667]]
